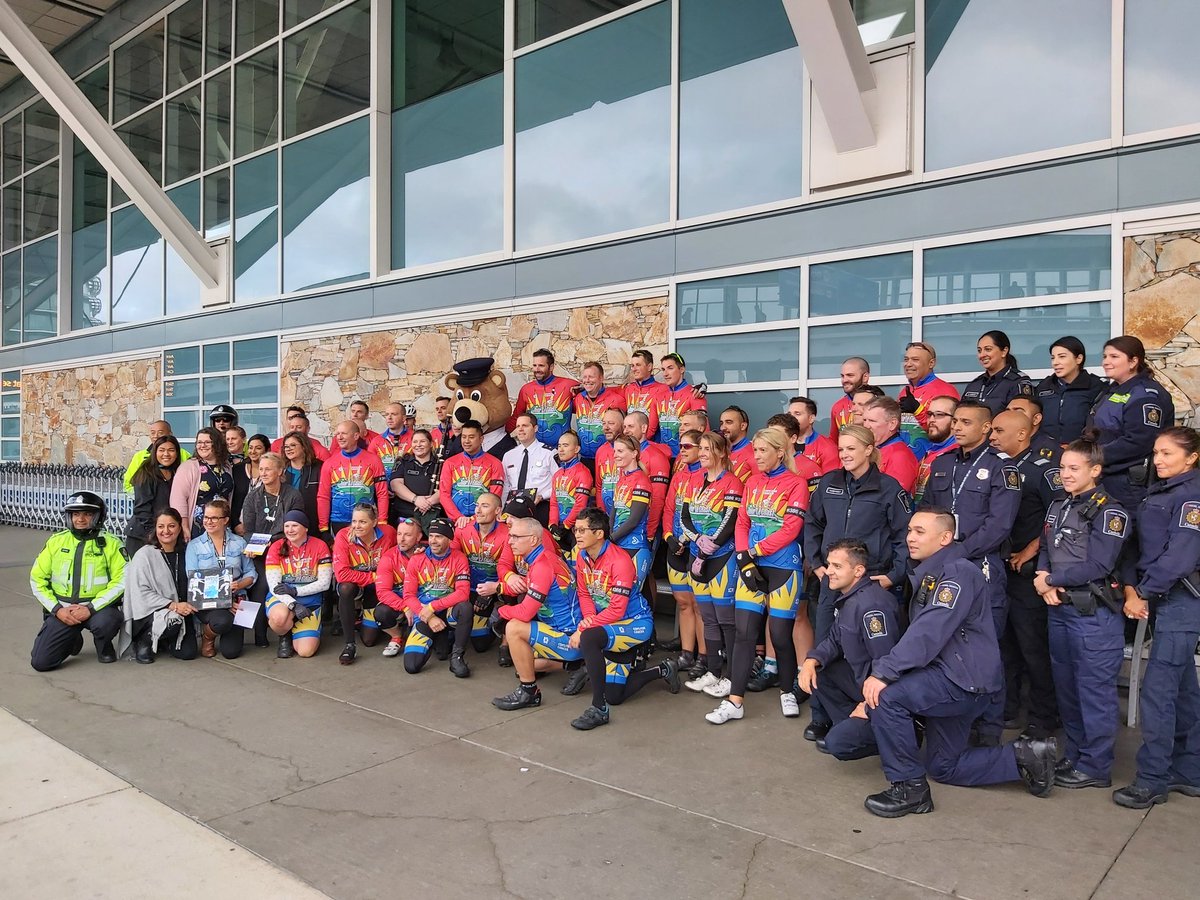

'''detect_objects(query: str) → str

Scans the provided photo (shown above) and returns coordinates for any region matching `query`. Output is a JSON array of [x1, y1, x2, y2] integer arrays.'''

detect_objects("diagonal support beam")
[[783, 0, 876, 152], [0, 0, 223, 290]]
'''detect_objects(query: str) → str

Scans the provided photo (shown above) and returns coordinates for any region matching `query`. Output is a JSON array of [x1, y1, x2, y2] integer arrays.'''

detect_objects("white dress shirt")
[[502, 440, 558, 503]]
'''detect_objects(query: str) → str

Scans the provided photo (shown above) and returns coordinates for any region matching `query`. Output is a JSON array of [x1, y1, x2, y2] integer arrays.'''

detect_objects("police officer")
[[1006, 396, 1062, 462], [1114, 426, 1200, 808], [1035, 336, 1105, 445], [1085, 335, 1174, 513], [861, 509, 1058, 818], [961, 330, 1034, 415], [30, 492, 126, 670], [803, 424, 911, 741], [209, 404, 239, 433], [921, 400, 1020, 744], [990, 409, 1063, 739], [1033, 439, 1128, 789], [390, 428, 441, 532]]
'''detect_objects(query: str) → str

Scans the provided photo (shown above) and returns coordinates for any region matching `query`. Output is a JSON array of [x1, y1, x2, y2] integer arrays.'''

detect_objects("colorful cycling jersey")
[[612, 468, 653, 551], [375, 545, 416, 611], [498, 545, 580, 632], [878, 435, 919, 495], [801, 431, 840, 474], [402, 546, 470, 615], [899, 374, 960, 448], [572, 386, 626, 459], [685, 469, 744, 558], [454, 520, 510, 589], [265, 536, 333, 599], [828, 394, 855, 443], [594, 441, 619, 513], [317, 448, 388, 529], [368, 428, 414, 481], [640, 440, 672, 538], [550, 459, 593, 528], [736, 466, 808, 570], [915, 438, 958, 505], [623, 377, 668, 439], [664, 461, 702, 539], [511, 374, 580, 446], [439, 449, 504, 520], [333, 524, 397, 586], [655, 381, 706, 456], [577, 539, 649, 625], [729, 438, 757, 484]]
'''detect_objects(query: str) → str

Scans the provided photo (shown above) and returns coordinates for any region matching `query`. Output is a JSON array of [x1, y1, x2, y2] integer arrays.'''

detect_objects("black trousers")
[[132, 613, 198, 660], [815, 657, 879, 761], [1001, 565, 1060, 731], [31, 606, 122, 671]]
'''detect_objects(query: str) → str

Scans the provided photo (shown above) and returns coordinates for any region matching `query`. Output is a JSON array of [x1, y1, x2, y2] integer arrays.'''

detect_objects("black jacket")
[[805, 465, 912, 587], [1036, 370, 1105, 444]]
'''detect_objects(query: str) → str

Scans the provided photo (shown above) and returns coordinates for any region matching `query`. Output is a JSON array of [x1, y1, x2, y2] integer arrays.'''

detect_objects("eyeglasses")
[[679, 443, 698, 450], [905, 341, 934, 355], [508, 532, 535, 541], [202, 515, 229, 522], [927, 411, 953, 420]]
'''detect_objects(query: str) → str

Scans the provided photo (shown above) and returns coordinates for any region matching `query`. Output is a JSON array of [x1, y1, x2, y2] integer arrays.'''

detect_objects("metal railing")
[[0, 464, 133, 534]]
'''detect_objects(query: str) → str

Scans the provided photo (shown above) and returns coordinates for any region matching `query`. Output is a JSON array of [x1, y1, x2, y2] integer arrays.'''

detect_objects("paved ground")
[[2, 525, 1199, 899]]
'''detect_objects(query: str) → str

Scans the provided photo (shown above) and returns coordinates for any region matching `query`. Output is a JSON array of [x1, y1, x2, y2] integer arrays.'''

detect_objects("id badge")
[[953, 513, 961, 541]]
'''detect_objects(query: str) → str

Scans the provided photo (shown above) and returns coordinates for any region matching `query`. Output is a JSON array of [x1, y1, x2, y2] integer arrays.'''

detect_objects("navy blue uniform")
[[1124, 469, 1200, 793], [868, 545, 1021, 786], [961, 365, 1034, 415], [1086, 373, 1174, 511], [807, 578, 902, 760], [1002, 448, 1065, 733], [1037, 489, 1129, 779], [1028, 430, 1062, 463], [1035, 371, 1105, 445]]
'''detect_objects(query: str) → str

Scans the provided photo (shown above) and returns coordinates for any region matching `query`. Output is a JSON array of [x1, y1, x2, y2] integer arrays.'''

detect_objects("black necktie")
[[517, 449, 529, 492]]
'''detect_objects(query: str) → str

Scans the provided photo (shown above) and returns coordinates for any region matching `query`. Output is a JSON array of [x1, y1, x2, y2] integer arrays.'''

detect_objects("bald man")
[[123, 420, 190, 492]]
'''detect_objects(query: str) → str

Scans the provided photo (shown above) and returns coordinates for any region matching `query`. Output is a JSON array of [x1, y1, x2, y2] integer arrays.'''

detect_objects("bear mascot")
[[443, 357, 517, 459]]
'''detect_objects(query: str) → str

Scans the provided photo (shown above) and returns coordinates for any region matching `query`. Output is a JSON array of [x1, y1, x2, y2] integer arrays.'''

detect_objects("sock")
[[520, 680, 537, 694], [564, 659, 582, 670], [730, 699, 743, 708], [763, 657, 778, 674]]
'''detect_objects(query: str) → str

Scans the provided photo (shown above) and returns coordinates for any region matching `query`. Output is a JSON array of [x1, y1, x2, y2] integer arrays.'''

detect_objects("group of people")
[[27, 333, 1200, 819]]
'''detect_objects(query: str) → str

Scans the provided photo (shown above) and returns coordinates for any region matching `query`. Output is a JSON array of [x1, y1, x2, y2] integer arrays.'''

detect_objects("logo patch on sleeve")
[[863, 610, 888, 638], [932, 580, 961, 609], [1003, 466, 1021, 491], [1019, 382, 1033, 396], [1181, 502, 1200, 532], [1046, 468, 1062, 490], [1102, 509, 1128, 537], [897, 491, 912, 513], [1144, 405, 1162, 427]]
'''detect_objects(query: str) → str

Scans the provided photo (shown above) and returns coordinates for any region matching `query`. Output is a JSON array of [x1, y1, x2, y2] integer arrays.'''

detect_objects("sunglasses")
[[679, 443, 698, 450], [663, 352, 685, 367]]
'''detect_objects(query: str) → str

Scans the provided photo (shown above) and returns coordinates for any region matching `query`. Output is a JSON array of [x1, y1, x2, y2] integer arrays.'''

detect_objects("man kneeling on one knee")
[[401, 519, 472, 676], [799, 539, 902, 759]]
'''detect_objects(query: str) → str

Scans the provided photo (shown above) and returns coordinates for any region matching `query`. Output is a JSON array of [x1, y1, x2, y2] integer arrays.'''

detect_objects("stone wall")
[[22, 356, 161, 465], [1124, 232, 1200, 425], [280, 297, 668, 438]]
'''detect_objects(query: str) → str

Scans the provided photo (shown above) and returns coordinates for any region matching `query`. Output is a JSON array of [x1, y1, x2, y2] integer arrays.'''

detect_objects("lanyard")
[[949, 451, 987, 512]]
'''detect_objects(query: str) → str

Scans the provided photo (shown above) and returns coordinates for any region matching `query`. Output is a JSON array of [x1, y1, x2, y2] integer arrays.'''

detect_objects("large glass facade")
[[234, 151, 280, 301], [676, 268, 799, 330], [71, 144, 109, 330], [283, 0, 371, 138], [0, 370, 19, 461], [164, 338, 280, 448], [516, 0, 642, 48], [1124, 1, 1200, 135], [810, 253, 912, 316]]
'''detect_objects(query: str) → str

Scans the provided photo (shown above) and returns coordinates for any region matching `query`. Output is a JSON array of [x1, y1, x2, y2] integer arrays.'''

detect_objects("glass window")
[[808, 319, 911, 379], [23, 101, 59, 169], [166, 181, 202, 316], [676, 269, 799, 331], [1124, 1, 1200, 135], [922, 301, 1112, 374], [923, 228, 1111, 306], [165, 408, 200, 442], [516, 0, 641, 48], [924, 0, 1109, 170], [164, 378, 200, 407], [285, 0, 340, 29], [22, 237, 57, 342], [678, 0, 803, 219], [166, 0, 204, 93], [204, 169, 231, 239], [515, 3, 671, 249], [203, 375, 230, 405], [113, 21, 165, 123], [2, 185, 20, 251], [117, 106, 163, 184], [702, 389, 792, 433], [22, 164, 57, 242], [282, 117, 370, 292], [71, 146, 109, 330], [79, 65, 109, 117], [1, 441, 19, 460], [204, 342, 230, 372], [164, 345, 201, 376], [2, 253, 19, 345], [234, 151, 279, 301], [1, 395, 17, 415], [1, 417, 19, 438], [206, 0, 233, 72], [675, 330, 800, 386], [233, 371, 277, 404], [237, 0, 279, 55], [234, 336, 278, 369], [395, 0, 504, 110], [111, 205, 164, 326], [205, 68, 231, 169], [392, 73, 503, 268], [810, 253, 912, 317], [165, 88, 202, 184], [235, 46, 279, 157], [236, 407, 280, 438], [283, 0, 371, 139], [804, 386, 849, 437], [854, 0, 915, 44], [3, 117, 22, 182]]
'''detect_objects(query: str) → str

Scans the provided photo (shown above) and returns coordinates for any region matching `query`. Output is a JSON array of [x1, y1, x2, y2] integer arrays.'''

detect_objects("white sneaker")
[[381, 639, 403, 658], [705, 699, 744, 724], [685, 671, 719, 693], [780, 691, 801, 718], [702, 677, 732, 698]]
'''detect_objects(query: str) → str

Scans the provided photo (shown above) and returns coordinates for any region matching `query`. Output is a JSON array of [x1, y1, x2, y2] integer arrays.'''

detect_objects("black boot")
[[133, 629, 155, 664], [277, 632, 294, 659], [95, 639, 117, 664], [1013, 736, 1058, 797], [449, 649, 470, 678], [864, 778, 934, 818]]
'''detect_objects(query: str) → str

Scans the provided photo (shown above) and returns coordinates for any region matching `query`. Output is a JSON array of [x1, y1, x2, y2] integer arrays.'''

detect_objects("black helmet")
[[209, 404, 239, 426], [63, 491, 106, 538]]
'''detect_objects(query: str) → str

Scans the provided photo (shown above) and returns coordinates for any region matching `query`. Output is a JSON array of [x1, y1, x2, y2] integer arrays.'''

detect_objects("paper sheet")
[[233, 600, 261, 629]]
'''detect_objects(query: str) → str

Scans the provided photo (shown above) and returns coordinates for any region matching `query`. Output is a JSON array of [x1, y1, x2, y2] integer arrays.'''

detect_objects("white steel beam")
[[0, 0, 223, 290], [783, 0, 876, 152]]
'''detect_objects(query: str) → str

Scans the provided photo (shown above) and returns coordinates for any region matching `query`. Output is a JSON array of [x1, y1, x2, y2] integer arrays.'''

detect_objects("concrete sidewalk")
[[2, 524, 1199, 899]]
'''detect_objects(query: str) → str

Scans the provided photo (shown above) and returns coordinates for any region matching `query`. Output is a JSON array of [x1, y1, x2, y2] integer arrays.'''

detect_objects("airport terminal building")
[[0, 0, 1197, 463]]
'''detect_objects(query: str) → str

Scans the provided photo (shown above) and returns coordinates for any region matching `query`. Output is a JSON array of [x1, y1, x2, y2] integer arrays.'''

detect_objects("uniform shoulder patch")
[[863, 610, 888, 639], [1181, 501, 1200, 532], [1003, 466, 1021, 491], [1102, 509, 1128, 537], [1018, 382, 1033, 396], [1144, 404, 1163, 427], [931, 580, 961, 609], [897, 491, 912, 513], [1045, 468, 1062, 490]]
